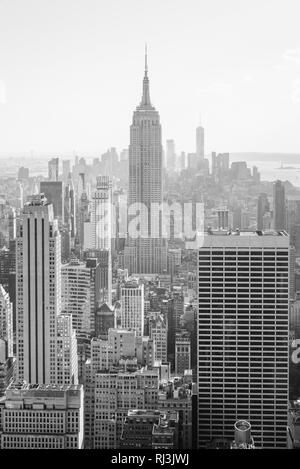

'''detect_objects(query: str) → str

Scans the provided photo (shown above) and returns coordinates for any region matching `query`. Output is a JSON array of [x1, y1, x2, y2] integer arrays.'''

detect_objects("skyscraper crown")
[[137, 45, 154, 110]]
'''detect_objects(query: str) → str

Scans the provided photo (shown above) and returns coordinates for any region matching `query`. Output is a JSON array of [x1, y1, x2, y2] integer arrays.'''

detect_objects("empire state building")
[[124, 50, 167, 274]]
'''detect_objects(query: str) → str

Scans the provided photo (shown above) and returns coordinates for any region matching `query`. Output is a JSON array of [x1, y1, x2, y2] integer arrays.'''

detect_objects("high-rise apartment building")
[[197, 230, 289, 448]]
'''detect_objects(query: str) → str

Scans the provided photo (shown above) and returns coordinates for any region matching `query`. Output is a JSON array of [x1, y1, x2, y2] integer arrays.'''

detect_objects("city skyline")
[[0, 0, 300, 155], [1, 0, 300, 454]]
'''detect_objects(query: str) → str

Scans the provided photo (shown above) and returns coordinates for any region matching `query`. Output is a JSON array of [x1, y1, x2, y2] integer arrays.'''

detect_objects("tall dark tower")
[[125, 47, 167, 274], [273, 180, 287, 231], [257, 193, 270, 231]]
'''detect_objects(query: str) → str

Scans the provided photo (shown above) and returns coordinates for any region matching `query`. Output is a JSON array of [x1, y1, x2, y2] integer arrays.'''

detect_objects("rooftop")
[[7, 381, 81, 393]]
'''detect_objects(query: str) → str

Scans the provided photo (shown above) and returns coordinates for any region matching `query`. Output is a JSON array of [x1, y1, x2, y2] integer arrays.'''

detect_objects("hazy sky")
[[0, 0, 300, 156]]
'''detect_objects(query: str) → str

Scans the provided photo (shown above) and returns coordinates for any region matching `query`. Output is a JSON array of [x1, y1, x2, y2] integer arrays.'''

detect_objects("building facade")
[[197, 230, 289, 448]]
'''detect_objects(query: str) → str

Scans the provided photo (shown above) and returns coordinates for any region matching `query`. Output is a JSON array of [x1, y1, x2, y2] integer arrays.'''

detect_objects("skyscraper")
[[257, 193, 270, 231], [120, 279, 144, 337], [16, 194, 77, 385], [125, 49, 167, 274], [40, 181, 64, 225], [166, 139, 176, 172], [196, 126, 204, 162], [273, 180, 287, 231], [91, 176, 112, 251], [0, 285, 14, 396], [48, 157, 59, 181], [16, 195, 61, 384], [197, 231, 289, 449]]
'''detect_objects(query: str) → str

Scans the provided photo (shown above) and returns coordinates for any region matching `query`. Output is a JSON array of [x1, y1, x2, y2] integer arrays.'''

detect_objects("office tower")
[[16, 194, 77, 386], [257, 193, 270, 231], [78, 191, 90, 248], [180, 152, 186, 171], [60, 225, 71, 262], [101, 147, 119, 175], [212, 152, 230, 181], [231, 161, 251, 180], [167, 293, 184, 367], [83, 250, 112, 306], [148, 312, 167, 363], [8, 208, 16, 240], [252, 166, 260, 184], [0, 285, 13, 359], [120, 280, 144, 336], [67, 173, 76, 239], [95, 303, 115, 339], [231, 420, 255, 449], [196, 126, 204, 161], [0, 240, 16, 333], [0, 285, 14, 396], [120, 149, 128, 161], [187, 153, 197, 170], [287, 197, 300, 256], [0, 382, 84, 449], [175, 332, 191, 375], [62, 159, 71, 183], [125, 50, 167, 275], [48, 157, 59, 181], [40, 181, 64, 225], [217, 208, 229, 230], [274, 180, 287, 231], [16, 181, 24, 210], [166, 139, 176, 172], [232, 207, 242, 230], [197, 231, 289, 449], [16, 195, 60, 384], [18, 167, 29, 180], [90, 176, 112, 251]]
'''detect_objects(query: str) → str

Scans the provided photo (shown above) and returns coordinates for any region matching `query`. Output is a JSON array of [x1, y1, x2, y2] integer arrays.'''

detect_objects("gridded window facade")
[[197, 237, 289, 449]]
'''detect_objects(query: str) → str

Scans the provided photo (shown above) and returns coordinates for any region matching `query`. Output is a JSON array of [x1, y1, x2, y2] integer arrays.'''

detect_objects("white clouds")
[[0, 80, 6, 104], [283, 48, 300, 65]]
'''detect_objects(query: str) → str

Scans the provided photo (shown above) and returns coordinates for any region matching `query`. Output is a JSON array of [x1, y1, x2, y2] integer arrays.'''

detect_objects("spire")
[[140, 44, 152, 108], [145, 43, 148, 75]]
